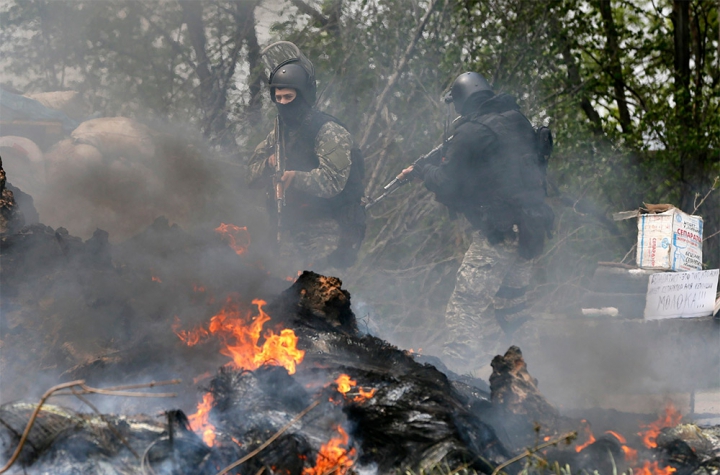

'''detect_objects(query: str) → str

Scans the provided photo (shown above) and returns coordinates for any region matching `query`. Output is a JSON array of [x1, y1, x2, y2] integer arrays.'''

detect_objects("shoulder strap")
[[303, 110, 339, 139]]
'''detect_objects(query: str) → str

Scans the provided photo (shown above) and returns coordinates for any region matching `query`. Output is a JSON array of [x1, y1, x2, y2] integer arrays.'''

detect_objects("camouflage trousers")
[[277, 218, 341, 278], [442, 230, 533, 375]]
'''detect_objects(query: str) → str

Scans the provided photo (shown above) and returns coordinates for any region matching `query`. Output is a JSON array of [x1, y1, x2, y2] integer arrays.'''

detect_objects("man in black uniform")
[[398, 72, 553, 374], [247, 44, 365, 275]]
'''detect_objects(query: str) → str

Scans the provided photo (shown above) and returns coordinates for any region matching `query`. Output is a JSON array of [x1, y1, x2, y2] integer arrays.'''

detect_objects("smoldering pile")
[[0, 272, 508, 474], [2, 165, 720, 475], [3, 271, 720, 474]]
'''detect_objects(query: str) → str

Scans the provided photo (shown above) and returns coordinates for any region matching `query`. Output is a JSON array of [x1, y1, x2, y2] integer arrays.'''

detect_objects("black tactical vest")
[[454, 100, 553, 258], [274, 110, 366, 267], [279, 110, 364, 224], [464, 108, 544, 207]]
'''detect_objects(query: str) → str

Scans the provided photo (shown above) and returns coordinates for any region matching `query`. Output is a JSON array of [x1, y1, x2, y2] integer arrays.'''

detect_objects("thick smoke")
[[1, 0, 718, 439]]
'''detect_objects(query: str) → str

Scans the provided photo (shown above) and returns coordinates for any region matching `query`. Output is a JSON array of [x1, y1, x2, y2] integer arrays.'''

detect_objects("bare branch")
[[692, 176, 719, 214], [359, 0, 445, 149]]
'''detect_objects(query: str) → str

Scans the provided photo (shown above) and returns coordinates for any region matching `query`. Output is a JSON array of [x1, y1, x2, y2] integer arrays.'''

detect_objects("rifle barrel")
[[364, 141, 445, 209]]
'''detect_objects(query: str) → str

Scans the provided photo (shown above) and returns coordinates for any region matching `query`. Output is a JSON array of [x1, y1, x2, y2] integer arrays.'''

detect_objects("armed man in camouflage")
[[247, 45, 365, 276], [397, 72, 554, 374]]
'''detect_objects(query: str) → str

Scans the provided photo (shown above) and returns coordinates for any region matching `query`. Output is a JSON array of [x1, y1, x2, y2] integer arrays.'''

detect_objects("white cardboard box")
[[636, 209, 703, 271]]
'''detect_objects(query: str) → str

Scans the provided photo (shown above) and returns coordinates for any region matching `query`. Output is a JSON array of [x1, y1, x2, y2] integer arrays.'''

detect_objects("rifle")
[[272, 116, 286, 242], [364, 143, 445, 209]]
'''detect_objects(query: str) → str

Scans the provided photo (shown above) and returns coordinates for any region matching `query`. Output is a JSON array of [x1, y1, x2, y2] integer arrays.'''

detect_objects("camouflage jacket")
[[247, 119, 353, 199]]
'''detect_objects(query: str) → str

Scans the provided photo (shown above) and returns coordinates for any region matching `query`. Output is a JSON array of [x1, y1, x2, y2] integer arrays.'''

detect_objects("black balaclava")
[[275, 90, 312, 127]]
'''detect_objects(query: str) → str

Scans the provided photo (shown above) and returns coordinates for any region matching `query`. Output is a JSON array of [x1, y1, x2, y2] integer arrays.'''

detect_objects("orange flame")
[[606, 430, 626, 444], [213, 299, 304, 374], [193, 284, 206, 292], [575, 421, 596, 452], [355, 387, 377, 401], [215, 223, 250, 255], [188, 392, 216, 447], [606, 430, 638, 462], [302, 426, 356, 475], [333, 374, 376, 403], [634, 461, 676, 475], [172, 316, 209, 347], [639, 403, 683, 448], [151, 276, 162, 283], [622, 445, 639, 463], [335, 374, 354, 394], [175, 297, 305, 374]]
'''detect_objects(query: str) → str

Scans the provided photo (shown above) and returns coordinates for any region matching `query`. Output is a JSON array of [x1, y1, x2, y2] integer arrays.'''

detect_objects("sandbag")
[[0, 136, 44, 164], [71, 117, 155, 161], [44, 138, 103, 170], [0, 136, 46, 194], [24, 90, 89, 121]]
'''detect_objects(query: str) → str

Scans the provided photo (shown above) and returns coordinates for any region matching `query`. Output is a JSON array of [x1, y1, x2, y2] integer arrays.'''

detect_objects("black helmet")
[[445, 72, 493, 113], [269, 60, 317, 104], [261, 42, 317, 105]]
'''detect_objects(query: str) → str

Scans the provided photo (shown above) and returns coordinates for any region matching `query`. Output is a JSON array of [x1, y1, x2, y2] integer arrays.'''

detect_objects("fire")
[[575, 421, 596, 452], [302, 426, 356, 475], [355, 387, 377, 401], [193, 284, 206, 292], [172, 316, 208, 346], [634, 461, 676, 475], [335, 374, 354, 394], [215, 223, 250, 255], [213, 299, 304, 374], [639, 403, 683, 448], [606, 430, 638, 462], [334, 374, 376, 403], [188, 392, 216, 447], [151, 276, 162, 283], [622, 445, 639, 463], [174, 297, 305, 374], [575, 404, 683, 473]]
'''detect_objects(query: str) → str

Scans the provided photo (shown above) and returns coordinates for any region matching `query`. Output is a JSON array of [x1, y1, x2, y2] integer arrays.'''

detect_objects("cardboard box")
[[636, 209, 703, 271]]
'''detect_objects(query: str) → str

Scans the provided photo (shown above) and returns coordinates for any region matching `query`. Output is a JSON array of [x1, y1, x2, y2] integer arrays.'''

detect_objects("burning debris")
[[1, 166, 719, 474], [2, 267, 719, 474], [0, 268, 510, 473], [485, 346, 571, 451], [173, 271, 510, 474]]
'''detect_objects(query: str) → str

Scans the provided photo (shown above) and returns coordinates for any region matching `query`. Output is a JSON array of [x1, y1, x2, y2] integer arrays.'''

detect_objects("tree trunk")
[[672, 0, 693, 213], [36, 0, 59, 89], [549, 16, 604, 135], [597, 0, 631, 133], [323, 0, 343, 36], [239, 2, 263, 130], [181, 1, 225, 142], [673, 0, 691, 106]]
